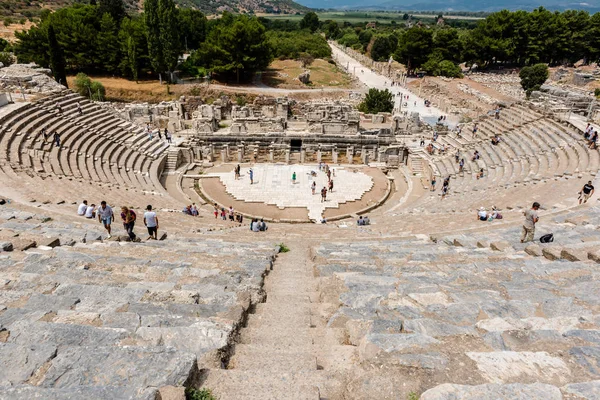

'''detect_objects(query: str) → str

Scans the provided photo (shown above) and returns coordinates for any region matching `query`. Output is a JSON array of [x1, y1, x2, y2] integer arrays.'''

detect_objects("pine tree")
[[158, 0, 179, 73], [47, 25, 68, 88], [98, 0, 126, 23], [144, 0, 164, 75]]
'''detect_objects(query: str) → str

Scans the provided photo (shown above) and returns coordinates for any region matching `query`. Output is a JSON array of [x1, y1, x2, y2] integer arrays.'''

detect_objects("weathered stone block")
[[542, 246, 563, 261], [524, 244, 542, 257], [421, 383, 562, 400]]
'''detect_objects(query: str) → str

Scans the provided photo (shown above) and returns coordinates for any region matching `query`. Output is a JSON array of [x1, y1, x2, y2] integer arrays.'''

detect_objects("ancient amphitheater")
[[0, 58, 599, 400]]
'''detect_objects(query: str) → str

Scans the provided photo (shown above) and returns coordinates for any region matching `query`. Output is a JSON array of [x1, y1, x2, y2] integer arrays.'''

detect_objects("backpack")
[[129, 210, 136, 221], [540, 233, 554, 243]]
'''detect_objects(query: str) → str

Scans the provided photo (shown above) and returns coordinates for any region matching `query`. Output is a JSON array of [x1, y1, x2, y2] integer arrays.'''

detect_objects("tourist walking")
[[165, 128, 172, 144], [521, 202, 540, 243], [311, 181, 316, 195], [292, 172, 296, 184], [249, 168, 254, 184], [120, 206, 137, 241], [431, 177, 436, 191], [213, 203, 219, 219], [77, 102, 83, 115], [579, 181, 595, 204], [328, 179, 334, 193], [143, 205, 159, 240], [229, 206, 235, 221], [53, 132, 61, 147], [321, 186, 327, 202], [97, 201, 114, 238], [327, 169, 331, 181]]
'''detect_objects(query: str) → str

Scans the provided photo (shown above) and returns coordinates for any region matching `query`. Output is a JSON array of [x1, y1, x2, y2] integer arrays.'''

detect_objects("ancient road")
[[329, 42, 459, 128]]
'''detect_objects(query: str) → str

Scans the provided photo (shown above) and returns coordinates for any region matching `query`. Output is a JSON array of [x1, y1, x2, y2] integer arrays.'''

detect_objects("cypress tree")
[[158, 0, 179, 73], [47, 25, 68, 88], [144, 0, 164, 75]]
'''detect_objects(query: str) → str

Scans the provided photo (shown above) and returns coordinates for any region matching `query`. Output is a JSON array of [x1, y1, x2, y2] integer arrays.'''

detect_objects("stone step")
[[201, 369, 321, 400], [229, 346, 318, 372], [245, 313, 313, 329], [239, 326, 315, 345]]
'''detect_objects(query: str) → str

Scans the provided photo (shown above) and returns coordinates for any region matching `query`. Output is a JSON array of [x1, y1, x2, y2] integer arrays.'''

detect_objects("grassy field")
[[262, 58, 352, 88], [258, 11, 483, 23]]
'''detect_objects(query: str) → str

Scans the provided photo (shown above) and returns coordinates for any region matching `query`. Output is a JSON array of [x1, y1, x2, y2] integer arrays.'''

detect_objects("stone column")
[[346, 146, 353, 164], [268, 147, 274, 162], [332, 146, 338, 164], [361, 146, 367, 164], [237, 147, 243, 162], [300, 147, 306, 163], [285, 148, 290, 164], [209, 144, 214, 161], [316, 148, 322, 164], [221, 148, 227, 162], [224, 144, 229, 158], [374, 146, 379, 163]]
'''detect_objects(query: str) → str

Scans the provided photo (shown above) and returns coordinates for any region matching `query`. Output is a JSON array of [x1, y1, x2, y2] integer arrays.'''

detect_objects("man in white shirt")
[[97, 201, 114, 238], [143, 205, 159, 240], [84, 204, 96, 219], [77, 200, 88, 216]]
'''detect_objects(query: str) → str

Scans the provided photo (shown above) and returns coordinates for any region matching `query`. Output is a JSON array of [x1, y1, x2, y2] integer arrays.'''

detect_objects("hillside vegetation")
[[0, 0, 307, 23]]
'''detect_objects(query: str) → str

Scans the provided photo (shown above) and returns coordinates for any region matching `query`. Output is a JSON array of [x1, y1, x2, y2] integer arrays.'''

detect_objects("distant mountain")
[[296, 0, 600, 12]]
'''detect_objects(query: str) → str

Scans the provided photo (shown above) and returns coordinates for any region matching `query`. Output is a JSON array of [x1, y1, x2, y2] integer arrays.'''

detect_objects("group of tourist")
[[250, 218, 268, 232], [584, 123, 598, 149], [41, 128, 61, 147], [476, 206, 503, 222], [213, 203, 244, 224], [182, 203, 199, 216], [77, 200, 159, 240], [356, 216, 370, 225], [145, 123, 173, 144], [431, 175, 451, 199]]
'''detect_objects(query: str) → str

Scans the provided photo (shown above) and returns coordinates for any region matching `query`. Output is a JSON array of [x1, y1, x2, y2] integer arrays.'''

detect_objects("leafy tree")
[[370, 36, 393, 62], [403, 13, 409, 20], [178, 9, 207, 51], [395, 27, 433, 73], [433, 28, 462, 63], [358, 88, 394, 114], [0, 38, 8, 52], [47, 25, 67, 87], [358, 29, 372, 51], [300, 12, 319, 33], [98, 0, 126, 24], [519, 63, 548, 96], [118, 17, 147, 81], [323, 20, 340, 40], [298, 52, 314, 68], [192, 14, 272, 83], [144, 0, 180, 78], [267, 30, 331, 60], [97, 13, 120, 73]]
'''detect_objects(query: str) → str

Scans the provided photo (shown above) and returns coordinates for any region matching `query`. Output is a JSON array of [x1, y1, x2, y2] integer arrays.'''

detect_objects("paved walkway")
[[329, 42, 458, 128], [205, 164, 373, 221]]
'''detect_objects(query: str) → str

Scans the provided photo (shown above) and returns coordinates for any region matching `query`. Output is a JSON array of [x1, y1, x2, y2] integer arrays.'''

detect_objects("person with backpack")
[[120, 206, 137, 241], [521, 202, 540, 243]]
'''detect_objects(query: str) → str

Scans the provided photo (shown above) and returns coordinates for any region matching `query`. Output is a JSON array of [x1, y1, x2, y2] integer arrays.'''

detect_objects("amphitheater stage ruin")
[[0, 58, 600, 400]]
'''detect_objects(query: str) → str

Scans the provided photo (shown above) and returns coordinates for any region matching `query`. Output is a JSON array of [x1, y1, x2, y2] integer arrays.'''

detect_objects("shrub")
[[74, 72, 105, 101], [185, 387, 216, 400], [73, 73, 93, 97], [519, 63, 548, 97], [358, 88, 394, 114], [0, 52, 16, 67], [278, 243, 290, 253]]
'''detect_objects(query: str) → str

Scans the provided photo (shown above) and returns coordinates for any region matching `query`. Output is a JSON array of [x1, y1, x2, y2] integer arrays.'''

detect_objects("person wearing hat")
[[521, 202, 540, 243], [477, 207, 487, 221]]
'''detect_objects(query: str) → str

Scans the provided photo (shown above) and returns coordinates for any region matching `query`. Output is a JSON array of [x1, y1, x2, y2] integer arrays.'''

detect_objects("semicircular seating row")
[[0, 91, 176, 207], [414, 104, 599, 212]]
